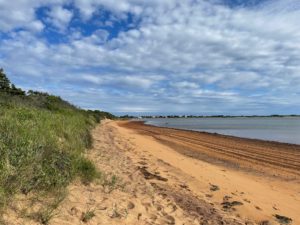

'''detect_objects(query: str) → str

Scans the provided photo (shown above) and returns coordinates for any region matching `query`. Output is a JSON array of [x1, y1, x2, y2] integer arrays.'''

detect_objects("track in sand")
[[120, 121, 300, 179]]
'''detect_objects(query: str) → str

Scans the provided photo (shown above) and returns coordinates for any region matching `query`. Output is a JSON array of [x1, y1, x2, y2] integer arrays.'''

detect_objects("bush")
[[0, 106, 98, 199], [76, 158, 99, 185], [0, 69, 115, 217]]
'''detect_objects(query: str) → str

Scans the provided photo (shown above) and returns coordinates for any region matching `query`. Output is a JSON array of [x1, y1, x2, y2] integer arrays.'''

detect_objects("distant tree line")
[[0, 68, 116, 119], [0, 68, 26, 95], [0, 68, 57, 97], [122, 114, 300, 119]]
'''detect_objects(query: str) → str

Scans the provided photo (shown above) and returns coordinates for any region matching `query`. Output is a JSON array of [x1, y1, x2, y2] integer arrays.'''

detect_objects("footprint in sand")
[[157, 215, 176, 225], [209, 184, 220, 192], [255, 206, 262, 211], [70, 207, 80, 216], [165, 203, 177, 214], [243, 198, 251, 203], [179, 183, 191, 191], [221, 200, 243, 211], [138, 161, 148, 166], [139, 166, 168, 182]]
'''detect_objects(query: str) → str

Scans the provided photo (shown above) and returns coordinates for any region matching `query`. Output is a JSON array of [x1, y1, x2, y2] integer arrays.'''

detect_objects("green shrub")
[[76, 158, 99, 185], [0, 101, 103, 213], [0, 69, 115, 218]]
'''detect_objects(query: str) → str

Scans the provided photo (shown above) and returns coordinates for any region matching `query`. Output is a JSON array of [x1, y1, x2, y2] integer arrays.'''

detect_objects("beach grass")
[[0, 79, 114, 219], [0, 99, 89, 209]]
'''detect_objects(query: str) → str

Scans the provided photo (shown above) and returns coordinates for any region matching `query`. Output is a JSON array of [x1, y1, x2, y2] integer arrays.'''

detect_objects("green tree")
[[11, 84, 25, 96], [0, 68, 11, 92]]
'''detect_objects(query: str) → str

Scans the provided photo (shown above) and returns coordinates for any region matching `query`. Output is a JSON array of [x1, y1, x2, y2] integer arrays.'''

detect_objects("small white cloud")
[[26, 20, 45, 32], [47, 6, 73, 31], [73, 0, 95, 20], [81, 75, 103, 84], [116, 76, 155, 89], [171, 81, 199, 89], [82, 29, 109, 44], [0, 0, 70, 32]]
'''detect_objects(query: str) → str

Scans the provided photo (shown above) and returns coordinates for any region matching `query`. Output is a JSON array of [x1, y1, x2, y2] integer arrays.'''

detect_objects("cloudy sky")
[[1, 0, 300, 115]]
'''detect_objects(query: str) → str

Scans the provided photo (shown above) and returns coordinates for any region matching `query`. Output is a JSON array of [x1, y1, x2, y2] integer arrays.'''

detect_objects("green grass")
[[0, 69, 115, 222], [76, 157, 100, 185], [0, 92, 114, 220], [0, 104, 93, 197]]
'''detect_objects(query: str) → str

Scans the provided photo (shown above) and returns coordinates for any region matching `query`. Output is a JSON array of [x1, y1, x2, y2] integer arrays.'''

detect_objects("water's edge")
[[142, 118, 300, 145]]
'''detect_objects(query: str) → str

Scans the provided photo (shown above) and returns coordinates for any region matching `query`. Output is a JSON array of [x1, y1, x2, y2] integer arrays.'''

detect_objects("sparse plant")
[[23, 190, 65, 224], [81, 209, 96, 223], [31, 208, 56, 225], [101, 174, 119, 193]]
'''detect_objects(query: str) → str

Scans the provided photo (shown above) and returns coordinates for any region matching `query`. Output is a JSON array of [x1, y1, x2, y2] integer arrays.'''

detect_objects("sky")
[[0, 0, 300, 116]]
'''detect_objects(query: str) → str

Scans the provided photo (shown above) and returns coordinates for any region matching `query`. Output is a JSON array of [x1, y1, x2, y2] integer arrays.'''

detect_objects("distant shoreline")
[[139, 120, 300, 147], [141, 117, 300, 145], [121, 115, 300, 119], [120, 120, 300, 176]]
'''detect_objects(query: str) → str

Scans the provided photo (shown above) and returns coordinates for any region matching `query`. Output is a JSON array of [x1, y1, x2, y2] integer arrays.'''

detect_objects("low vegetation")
[[81, 209, 96, 223], [0, 68, 115, 220]]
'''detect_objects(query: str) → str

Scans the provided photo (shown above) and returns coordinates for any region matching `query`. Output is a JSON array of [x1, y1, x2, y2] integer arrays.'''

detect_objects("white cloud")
[[26, 20, 45, 32], [1, 0, 300, 114], [171, 81, 199, 89], [0, 0, 70, 32], [117, 76, 155, 89], [0, 1, 36, 31], [47, 6, 73, 30], [73, 0, 145, 19]]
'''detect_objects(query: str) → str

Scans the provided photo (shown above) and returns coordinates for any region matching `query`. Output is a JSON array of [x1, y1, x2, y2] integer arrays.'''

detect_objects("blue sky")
[[1, 0, 300, 115]]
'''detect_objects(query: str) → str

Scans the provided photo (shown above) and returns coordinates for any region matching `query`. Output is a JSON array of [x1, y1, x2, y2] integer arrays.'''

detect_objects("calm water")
[[144, 117, 300, 145]]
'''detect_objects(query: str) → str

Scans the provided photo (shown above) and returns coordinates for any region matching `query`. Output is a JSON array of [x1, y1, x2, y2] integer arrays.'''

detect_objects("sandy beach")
[[120, 121, 300, 179], [5, 120, 299, 225], [2, 1, 300, 224], [117, 121, 300, 224]]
